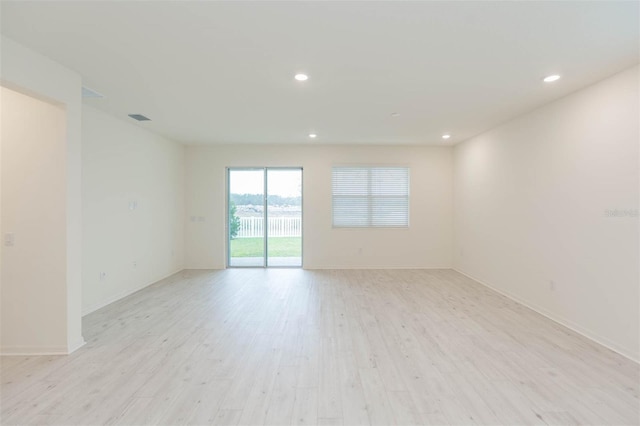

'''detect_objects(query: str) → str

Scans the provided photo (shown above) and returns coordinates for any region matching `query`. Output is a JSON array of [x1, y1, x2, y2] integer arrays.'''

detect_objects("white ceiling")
[[1, 1, 638, 145]]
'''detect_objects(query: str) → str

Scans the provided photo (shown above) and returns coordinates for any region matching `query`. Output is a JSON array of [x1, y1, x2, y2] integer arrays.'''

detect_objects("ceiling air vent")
[[128, 114, 151, 121], [81, 86, 104, 99]]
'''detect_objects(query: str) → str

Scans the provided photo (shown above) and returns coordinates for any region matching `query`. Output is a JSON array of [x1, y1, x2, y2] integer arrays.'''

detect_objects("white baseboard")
[[0, 339, 86, 356], [1, 346, 70, 356], [186, 265, 452, 270], [67, 338, 86, 354], [1, 338, 86, 356], [453, 268, 639, 364], [184, 266, 224, 270], [305, 265, 452, 270], [82, 268, 184, 316]]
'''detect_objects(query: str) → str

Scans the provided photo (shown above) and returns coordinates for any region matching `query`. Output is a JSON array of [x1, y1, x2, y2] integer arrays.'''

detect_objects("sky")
[[229, 169, 302, 197]]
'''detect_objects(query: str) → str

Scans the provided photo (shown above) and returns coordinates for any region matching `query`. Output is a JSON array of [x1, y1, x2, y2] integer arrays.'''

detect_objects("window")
[[332, 166, 409, 228]]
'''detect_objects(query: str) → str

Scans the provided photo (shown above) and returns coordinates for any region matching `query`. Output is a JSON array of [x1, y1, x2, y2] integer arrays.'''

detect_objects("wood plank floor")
[[1, 269, 639, 425]]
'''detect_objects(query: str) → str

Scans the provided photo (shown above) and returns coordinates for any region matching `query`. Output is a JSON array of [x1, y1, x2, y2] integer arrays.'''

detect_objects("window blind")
[[332, 166, 409, 228]]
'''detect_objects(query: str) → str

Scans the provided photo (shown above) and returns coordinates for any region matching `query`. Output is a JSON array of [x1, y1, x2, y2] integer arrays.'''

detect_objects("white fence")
[[237, 217, 301, 238]]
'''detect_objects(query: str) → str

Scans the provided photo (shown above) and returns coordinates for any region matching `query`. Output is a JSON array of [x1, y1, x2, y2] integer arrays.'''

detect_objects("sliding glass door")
[[228, 167, 302, 268], [228, 169, 265, 267], [266, 169, 302, 266]]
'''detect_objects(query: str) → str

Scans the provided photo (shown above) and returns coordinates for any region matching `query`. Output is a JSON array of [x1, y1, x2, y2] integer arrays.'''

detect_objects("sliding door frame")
[[226, 167, 303, 268]]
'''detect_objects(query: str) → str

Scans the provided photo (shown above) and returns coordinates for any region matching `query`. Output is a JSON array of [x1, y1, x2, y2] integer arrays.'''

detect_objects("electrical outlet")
[[4, 233, 14, 247], [133, 261, 138, 268], [549, 280, 556, 291], [99, 272, 107, 281]]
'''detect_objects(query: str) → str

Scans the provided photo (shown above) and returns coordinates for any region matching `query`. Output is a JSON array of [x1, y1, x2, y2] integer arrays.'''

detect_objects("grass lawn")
[[230, 237, 301, 257]]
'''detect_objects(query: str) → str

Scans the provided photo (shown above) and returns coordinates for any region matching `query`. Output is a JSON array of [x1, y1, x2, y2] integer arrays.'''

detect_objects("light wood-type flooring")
[[1, 269, 639, 425]]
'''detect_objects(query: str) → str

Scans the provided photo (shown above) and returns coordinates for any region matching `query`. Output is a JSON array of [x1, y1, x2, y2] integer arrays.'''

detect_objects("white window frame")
[[332, 165, 410, 228]]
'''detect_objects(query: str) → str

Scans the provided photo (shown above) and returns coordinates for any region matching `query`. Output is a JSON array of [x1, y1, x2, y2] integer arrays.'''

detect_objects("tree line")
[[230, 193, 301, 206]]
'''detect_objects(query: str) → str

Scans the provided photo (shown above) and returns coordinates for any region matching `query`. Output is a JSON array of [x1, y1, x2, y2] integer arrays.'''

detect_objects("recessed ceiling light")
[[543, 74, 561, 83], [295, 73, 309, 81], [390, 112, 400, 117], [442, 134, 451, 140], [309, 133, 317, 138]]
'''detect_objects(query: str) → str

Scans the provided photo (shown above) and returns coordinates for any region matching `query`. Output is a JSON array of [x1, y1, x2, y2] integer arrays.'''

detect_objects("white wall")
[[0, 87, 69, 353], [82, 106, 184, 314], [185, 145, 452, 269], [0, 36, 83, 354], [453, 66, 639, 361]]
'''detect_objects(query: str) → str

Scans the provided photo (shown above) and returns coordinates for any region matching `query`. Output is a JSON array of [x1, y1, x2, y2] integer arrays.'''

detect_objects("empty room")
[[1, 1, 638, 425]]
